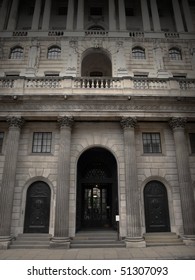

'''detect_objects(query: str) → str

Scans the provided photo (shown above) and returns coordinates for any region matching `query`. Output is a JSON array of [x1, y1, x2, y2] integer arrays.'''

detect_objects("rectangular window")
[[32, 132, 52, 153], [0, 132, 4, 153], [142, 133, 162, 153], [189, 133, 195, 153]]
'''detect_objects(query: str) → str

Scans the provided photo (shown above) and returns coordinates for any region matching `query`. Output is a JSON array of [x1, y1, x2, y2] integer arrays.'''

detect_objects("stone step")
[[144, 232, 184, 247], [70, 230, 125, 248], [9, 233, 52, 249]]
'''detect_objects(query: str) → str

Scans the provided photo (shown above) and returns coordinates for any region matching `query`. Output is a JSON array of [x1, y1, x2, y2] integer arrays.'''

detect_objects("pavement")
[[0, 245, 195, 260]]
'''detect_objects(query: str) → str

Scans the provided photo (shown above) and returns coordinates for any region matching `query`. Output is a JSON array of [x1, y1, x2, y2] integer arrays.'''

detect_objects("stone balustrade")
[[0, 76, 195, 94]]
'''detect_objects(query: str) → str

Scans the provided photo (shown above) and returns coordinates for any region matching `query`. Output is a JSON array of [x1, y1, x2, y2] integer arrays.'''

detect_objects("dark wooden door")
[[24, 181, 51, 233], [144, 181, 170, 232]]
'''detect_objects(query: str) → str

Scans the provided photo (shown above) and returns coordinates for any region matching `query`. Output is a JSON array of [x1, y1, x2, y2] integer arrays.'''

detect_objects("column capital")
[[58, 116, 74, 128], [169, 117, 187, 130], [7, 116, 25, 128], [121, 117, 137, 129]]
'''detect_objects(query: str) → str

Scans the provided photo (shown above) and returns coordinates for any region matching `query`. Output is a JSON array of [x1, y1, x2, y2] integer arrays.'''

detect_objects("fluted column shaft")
[[182, 0, 194, 32], [66, 0, 74, 30], [118, 0, 126, 30], [76, 0, 84, 30], [121, 117, 144, 247], [150, 0, 161, 31], [109, 0, 116, 31], [51, 117, 73, 248], [0, 0, 9, 30], [169, 118, 195, 235], [7, 0, 20, 31], [140, 0, 151, 31], [31, 0, 42, 30], [42, 0, 51, 30], [172, 0, 184, 32], [0, 117, 24, 238]]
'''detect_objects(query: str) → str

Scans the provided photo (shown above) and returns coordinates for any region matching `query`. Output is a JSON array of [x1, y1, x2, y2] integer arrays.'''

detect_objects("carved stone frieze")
[[121, 117, 137, 129], [7, 116, 25, 128], [169, 117, 187, 129], [58, 116, 74, 128]]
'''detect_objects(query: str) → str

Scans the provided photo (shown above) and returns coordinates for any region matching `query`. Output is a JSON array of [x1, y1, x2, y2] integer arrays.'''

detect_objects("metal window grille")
[[142, 133, 162, 153], [132, 47, 146, 59], [169, 48, 182, 60], [189, 133, 195, 153], [47, 46, 61, 59], [10, 47, 24, 59], [32, 132, 52, 153], [0, 132, 4, 153]]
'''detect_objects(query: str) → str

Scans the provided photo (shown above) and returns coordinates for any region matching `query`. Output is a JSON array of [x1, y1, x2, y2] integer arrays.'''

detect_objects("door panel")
[[144, 181, 170, 232], [24, 181, 51, 233]]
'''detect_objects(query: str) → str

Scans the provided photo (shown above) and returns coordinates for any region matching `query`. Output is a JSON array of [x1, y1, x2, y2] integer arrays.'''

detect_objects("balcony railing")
[[0, 76, 195, 94]]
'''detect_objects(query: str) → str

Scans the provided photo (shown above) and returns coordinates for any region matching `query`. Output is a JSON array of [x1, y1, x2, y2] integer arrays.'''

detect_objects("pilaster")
[[169, 117, 195, 244], [50, 116, 74, 249], [121, 117, 145, 248], [0, 117, 24, 249]]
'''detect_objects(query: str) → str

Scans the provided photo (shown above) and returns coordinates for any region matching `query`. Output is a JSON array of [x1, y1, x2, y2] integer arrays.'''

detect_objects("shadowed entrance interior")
[[76, 147, 118, 231]]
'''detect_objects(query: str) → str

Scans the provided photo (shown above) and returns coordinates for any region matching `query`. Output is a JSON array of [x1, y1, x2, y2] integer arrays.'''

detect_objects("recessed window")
[[47, 46, 61, 59], [142, 133, 162, 153], [132, 47, 146, 59], [189, 133, 195, 153], [9, 46, 24, 59], [169, 48, 182, 60], [0, 132, 4, 153], [32, 132, 52, 153], [90, 7, 103, 16]]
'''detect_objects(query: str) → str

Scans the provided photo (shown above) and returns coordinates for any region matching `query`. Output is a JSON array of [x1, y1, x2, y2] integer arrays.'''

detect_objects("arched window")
[[47, 46, 61, 59], [169, 47, 182, 60], [132, 46, 146, 59], [9, 46, 24, 59]]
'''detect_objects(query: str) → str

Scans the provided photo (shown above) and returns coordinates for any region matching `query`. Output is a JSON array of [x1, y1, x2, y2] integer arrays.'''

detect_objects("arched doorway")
[[144, 181, 170, 232], [81, 49, 112, 77], [24, 181, 51, 233], [76, 148, 118, 231]]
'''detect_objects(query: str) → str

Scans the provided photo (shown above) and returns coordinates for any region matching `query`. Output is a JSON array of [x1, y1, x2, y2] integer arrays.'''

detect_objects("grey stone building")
[[0, 0, 195, 249]]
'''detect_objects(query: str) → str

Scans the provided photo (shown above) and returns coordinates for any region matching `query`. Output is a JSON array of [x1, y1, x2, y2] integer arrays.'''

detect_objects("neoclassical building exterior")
[[0, 0, 195, 249]]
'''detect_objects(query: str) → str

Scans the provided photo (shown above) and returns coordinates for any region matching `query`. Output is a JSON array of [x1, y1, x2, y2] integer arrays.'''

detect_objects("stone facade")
[[0, 0, 195, 249]]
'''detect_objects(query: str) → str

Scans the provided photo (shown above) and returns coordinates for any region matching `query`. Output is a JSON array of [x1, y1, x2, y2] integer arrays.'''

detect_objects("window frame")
[[32, 132, 52, 154], [9, 46, 24, 59], [132, 46, 146, 60], [142, 132, 162, 154], [169, 47, 182, 61], [47, 46, 61, 60]]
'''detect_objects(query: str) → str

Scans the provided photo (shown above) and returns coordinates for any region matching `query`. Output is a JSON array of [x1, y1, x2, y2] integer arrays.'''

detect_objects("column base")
[[50, 237, 70, 249], [182, 235, 195, 246], [125, 236, 146, 248], [0, 236, 12, 250]]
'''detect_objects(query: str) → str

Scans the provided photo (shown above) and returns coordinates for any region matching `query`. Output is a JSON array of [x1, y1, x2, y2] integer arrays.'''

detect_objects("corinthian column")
[[31, 0, 42, 30], [121, 117, 145, 247], [169, 118, 195, 244], [76, 0, 84, 30], [0, 0, 9, 31], [7, 0, 20, 31], [0, 117, 24, 249], [50, 116, 74, 248], [42, 0, 51, 30]]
